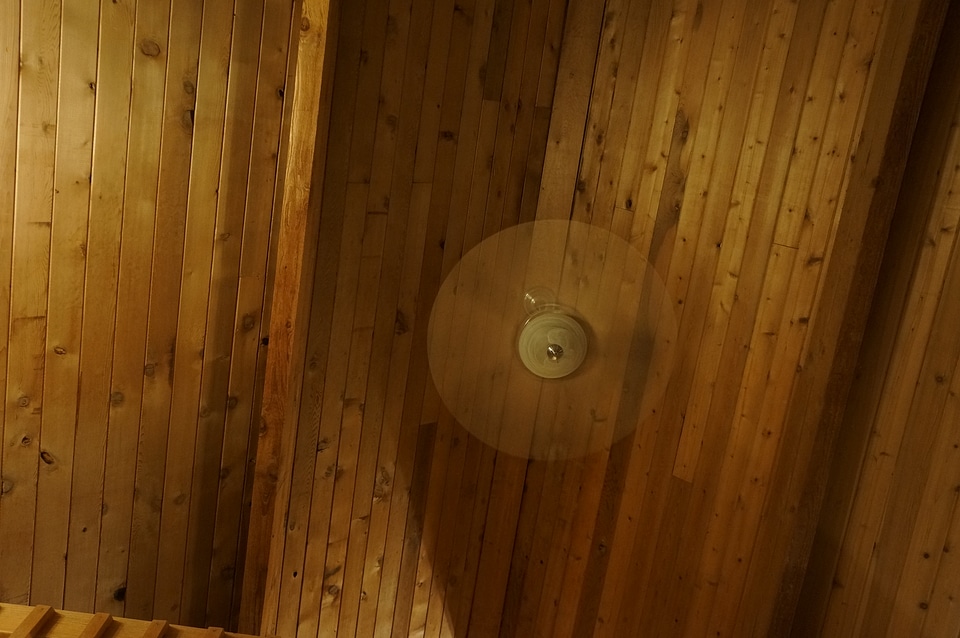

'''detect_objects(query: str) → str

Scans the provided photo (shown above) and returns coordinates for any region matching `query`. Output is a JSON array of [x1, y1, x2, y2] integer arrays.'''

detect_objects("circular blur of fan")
[[427, 220, 678, 460]]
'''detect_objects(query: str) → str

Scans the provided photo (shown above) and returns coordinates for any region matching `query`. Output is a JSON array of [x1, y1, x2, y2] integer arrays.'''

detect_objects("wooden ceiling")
[[2, 0, 959, 635], [0, 0, 289, 628], [243, 0, 956, 636]]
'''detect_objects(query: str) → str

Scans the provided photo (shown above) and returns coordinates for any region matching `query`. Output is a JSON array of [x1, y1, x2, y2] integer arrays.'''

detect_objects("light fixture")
[[427, 220, 677, 459]]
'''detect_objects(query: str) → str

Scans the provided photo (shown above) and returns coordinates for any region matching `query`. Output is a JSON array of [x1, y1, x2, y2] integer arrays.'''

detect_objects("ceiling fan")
[[427, 220, 678, 460]]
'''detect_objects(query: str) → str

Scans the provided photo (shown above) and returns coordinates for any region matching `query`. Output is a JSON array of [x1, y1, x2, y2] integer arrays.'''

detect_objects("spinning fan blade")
[[427, 220, 677, 460]]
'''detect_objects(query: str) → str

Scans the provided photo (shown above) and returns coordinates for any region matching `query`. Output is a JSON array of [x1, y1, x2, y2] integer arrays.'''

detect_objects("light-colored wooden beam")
[[239, 0, 338, 634]]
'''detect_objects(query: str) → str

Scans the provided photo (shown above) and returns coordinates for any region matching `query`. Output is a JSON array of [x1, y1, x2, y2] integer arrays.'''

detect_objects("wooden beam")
[[9, 606, 53, 638], [239, 0, 338, 634], [75, 614, 112, 638]]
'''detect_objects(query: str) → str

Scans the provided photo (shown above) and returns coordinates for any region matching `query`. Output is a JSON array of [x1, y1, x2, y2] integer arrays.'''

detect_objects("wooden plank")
[[0, 0, 16, 564], [919, 487, 960, 637], [588, 0, 792, 624], [409, 65, 503, 632], [179, 0, 265, 625], [769, 0, 859, 250], [346, 0, 391, 184], [76, 614, 112, 638], [673, 0, 800, 480], [383, 267, 444, 638], [407, 102, 501, 637], [293, 183, 368, 638], [338, 0, 436, 635], [2, 0, 59, 606], [854, 215, 960, 637], [9, 606, 53, 638], [0, 604, 263, 638], [142, 619, 168, 638], [316, 183, 390, 636], [884, 352, 960, 637], [411, 0, 457, 184], [125, 0, 203, 620], [667, 0, 836, 624], [572, 0, 653, 229], [479, 0, 535, 234], [483, 0, 515, 101], [536, 229, 645, 638], [615, 0, 690, 237], [30, 0, 97, 609], [355, 182, 433, 638], [375, 413, 436, 638], [240, 0, 335, 632], [534, 0, 569, 109], [93, 0, 169, 617], [352, 0, 455, 632], [64, 0, 136, 608], [570, 0, 636, 227], [372, 0, 497, 632], [535, 0, 609, 221], [152, 0, 232, 621], [205, 0, 295, 628]]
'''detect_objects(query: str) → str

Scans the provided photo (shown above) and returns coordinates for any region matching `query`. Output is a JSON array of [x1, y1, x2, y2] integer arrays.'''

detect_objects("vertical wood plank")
[[126, 0, 203, 620], [1, 0, 60, 606], [535, 0, 609, 221], [206, 0, 295, 628], [64, 0, 136, 612], [0, 0, 17, 513], [94, 0, 170, 616], [30, 0, 97, 609], [153, 0, 233, 622], [180, 0, 265, 624]]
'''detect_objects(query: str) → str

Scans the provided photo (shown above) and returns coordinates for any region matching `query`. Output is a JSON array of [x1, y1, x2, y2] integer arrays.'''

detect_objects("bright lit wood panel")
[[0, 0, 294, 629]]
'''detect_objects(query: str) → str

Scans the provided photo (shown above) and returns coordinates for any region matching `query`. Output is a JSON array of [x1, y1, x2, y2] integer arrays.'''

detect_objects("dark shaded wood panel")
[[246, 0, 946, 636], [794, 1, 960, 634]]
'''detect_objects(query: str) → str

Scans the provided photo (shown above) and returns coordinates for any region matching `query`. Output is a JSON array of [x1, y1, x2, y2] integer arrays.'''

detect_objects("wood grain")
[[4, 0, 958, 635], [243, 0, 952, 635], [0, 0, 294, 628]]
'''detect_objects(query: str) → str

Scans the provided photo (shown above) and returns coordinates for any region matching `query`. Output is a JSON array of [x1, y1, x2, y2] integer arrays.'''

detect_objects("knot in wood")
[[139, 39, 162, 57]]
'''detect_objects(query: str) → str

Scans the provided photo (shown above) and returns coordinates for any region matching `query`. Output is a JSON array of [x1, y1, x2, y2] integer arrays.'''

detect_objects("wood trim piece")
[[8, 606, 54, 638], [75, 614, 112, 638]]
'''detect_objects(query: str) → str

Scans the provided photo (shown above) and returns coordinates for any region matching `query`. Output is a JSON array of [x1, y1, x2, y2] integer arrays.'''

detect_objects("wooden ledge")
[[0, 604, 263, 638]]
